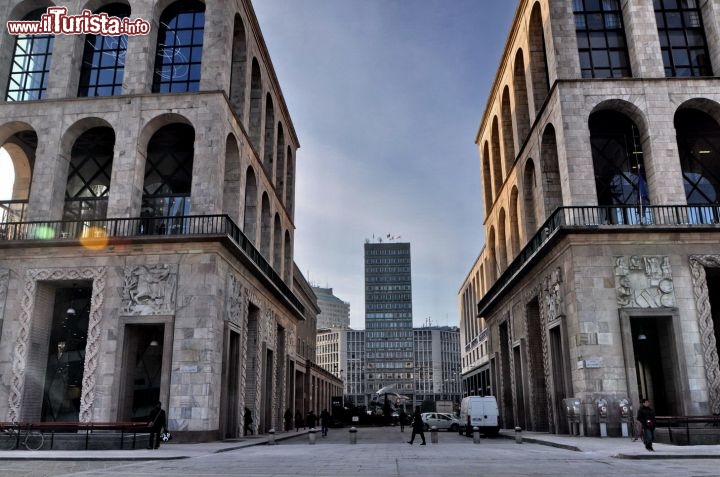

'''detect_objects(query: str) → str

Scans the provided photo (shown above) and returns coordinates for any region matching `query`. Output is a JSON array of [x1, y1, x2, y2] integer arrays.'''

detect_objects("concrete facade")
[[0, 0, 342, 442], [459, 0, 720, 437], [312, 286, 350, 330]]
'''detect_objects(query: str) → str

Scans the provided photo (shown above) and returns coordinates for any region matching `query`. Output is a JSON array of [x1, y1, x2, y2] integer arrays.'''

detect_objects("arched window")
[[273, 213, 282, 269], [276, 123, 286, 199], [541, 124, 562, 218], [523, 159, 538, 237], [264, 94, 275, 174], [283, 229, 291, 283], [590, 110, 649, 224], [249, 59, 262, 150], [244, 167, 258, 243], [142, 123, 194, 231], [501, 86, 515, 172], [482, 142, 493, 215], [63, 127, 115, 220], [675, 108, 720, 223], [229, 14, 247, 119], [655, 0, 712, 77], [529, 3, 550, 111], [573, 0, 631, 78], [78, 4, 130, 97], [491, 117, 503, 197], [260, 193, 271, 258], [6, 9, 54, 101], [152, 1, 205, 93]]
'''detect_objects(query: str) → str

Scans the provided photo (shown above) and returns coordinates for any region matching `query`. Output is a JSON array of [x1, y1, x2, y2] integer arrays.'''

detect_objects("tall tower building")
[[364, 241, 414, 402]]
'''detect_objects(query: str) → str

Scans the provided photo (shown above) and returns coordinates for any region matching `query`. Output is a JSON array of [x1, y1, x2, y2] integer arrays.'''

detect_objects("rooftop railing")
[[0, 213, 304, 316], [477, 204, 720, 315]]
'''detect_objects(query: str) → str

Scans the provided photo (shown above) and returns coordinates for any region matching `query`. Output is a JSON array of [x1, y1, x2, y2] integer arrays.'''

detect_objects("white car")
[[421, 412, 460, 432]]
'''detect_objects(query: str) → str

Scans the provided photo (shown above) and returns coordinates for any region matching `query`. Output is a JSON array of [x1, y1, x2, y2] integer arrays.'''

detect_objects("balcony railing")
[[0, 200, 28, 223], [0, 214, 304, 316], [477, 204, 720, 315]]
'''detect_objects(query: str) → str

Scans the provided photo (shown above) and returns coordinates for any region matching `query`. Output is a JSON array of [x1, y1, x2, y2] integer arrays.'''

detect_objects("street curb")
[[615, 453, 720, 460], [499, 433, 581, 452]]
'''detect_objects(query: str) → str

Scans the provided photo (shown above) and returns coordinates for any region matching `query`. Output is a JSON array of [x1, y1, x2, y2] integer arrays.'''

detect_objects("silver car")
[[421, 412, 460, 432]]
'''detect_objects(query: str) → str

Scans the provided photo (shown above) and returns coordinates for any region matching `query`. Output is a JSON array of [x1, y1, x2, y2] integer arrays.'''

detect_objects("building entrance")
[[119, 323, 165, 421], [630, 316, 680, 415]]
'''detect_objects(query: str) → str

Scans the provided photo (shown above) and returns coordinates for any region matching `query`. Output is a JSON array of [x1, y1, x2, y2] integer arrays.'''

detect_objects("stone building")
[[459, 0, 720, 436], [0, 0, 343, 441], [413, 326, 462, 408]]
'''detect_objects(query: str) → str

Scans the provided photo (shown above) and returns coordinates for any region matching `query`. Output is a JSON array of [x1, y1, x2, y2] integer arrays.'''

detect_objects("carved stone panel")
[[689, 255, 720, 414], [0, 268, 8, 337], [543, 267, 564, 323], [225, 274, 243, 326], [121, 264, 178, 315], [614, 256, 675, 308]]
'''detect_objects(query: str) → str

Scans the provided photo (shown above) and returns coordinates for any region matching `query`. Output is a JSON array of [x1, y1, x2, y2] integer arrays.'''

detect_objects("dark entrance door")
[[120, 323, 165, 421]]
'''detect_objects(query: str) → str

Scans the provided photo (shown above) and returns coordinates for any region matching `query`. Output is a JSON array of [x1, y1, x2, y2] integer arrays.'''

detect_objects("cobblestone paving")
[[2, 427, 720, 477]]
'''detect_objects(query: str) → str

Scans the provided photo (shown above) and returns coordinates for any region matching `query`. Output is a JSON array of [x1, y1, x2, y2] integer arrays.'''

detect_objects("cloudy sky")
[[252, 1, 515, 329]]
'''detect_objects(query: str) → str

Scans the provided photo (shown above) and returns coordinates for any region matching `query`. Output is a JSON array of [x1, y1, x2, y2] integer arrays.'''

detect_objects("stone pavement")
[[2, 427, 719, 461]]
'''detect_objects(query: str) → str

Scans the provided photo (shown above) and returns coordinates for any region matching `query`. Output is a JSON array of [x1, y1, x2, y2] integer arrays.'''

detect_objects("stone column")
[[547, 0, 581, 81], [199, 0, 233, 95], [702, 0, 720, 76], [190, 99, 226, 215], [26, 123, 67, 220], [122, 2, 155, 95], [623, 0, 665, 78]]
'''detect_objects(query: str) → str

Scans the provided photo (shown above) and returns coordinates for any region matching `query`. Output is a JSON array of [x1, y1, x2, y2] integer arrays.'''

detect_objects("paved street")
[[3, 427, 720, 477]]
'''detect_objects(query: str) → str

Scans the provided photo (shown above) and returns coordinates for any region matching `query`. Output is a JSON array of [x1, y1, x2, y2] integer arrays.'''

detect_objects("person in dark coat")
[[243, 407, 253, 436], [295, 410, 303, 431], [306, 410, 317, 429], [637, 398, 656, 451], [320, 409, 331, 437], [148, 401, 167, 449], [399, 410, 408, 432], [284, 409, 293, 432], [407, 406, 426, 445]]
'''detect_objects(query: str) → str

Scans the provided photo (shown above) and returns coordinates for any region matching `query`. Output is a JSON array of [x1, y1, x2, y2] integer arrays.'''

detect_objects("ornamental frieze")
[[121, 264, 178, 315], [614, 256, 675, 308]]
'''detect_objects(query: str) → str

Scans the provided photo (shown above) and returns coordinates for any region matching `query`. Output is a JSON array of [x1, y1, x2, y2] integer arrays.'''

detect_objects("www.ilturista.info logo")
[[7, 7, 150, 36]]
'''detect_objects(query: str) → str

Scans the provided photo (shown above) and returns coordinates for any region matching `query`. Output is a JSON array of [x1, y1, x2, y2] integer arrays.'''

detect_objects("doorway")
[[119, 323, 165, 421], [549, 324, 569, 434], [630, 316, 680, 415]]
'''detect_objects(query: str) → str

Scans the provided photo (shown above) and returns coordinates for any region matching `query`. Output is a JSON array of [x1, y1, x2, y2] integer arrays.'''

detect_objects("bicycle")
[[0, 423, 44, 450]]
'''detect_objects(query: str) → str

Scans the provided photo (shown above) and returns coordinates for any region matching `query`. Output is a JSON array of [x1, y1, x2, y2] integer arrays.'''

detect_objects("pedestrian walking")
[[295, 410, 303, 431], [147, 401, 167, 449], [407, 406, 426, 445], [320, 409, 331, 437], [399, 410, 408, 432], [637, 398, 656, 451], [243, 407, 254, 436], [284, 409, 293, 431], [306, 410, 317, 429]]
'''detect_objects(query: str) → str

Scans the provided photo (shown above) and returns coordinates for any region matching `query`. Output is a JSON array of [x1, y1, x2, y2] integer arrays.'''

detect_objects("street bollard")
[[430, 426, 438, 444], [349, 426, 357, 444], [515, 426, 523, 444], [473, 427, 480, 444], [268, 428, 276, 445], [308, 428, 317, 445]]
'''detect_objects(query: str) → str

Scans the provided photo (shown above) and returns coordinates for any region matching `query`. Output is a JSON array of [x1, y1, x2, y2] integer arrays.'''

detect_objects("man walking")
[[407, 406, 426, 445], [637, 398, 656, 451], [148, 401, 167, 449]]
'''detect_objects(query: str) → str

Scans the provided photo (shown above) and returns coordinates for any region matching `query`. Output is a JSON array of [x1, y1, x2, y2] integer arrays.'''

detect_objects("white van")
[[458, 396, 500, 437]]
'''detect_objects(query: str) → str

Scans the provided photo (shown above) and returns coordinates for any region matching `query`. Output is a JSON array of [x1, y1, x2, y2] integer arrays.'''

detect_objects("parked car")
[[420, 412, 460, 432], [458, 396, 500, 437]]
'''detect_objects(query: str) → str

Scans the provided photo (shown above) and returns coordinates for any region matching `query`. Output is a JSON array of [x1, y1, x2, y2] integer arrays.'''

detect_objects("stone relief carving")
[[225, 274, 243, 326], [543, 267, 564, 323], [614, 256, 675, 308], [0, 268, 9, 317], [689, 255, 720, 414], [121, 264, 177, 315], [8, 267, 106, 423]]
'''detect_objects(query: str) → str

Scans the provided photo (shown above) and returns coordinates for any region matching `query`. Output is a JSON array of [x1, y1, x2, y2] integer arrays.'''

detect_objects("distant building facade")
[[414, 327, 462, 407], [364, 242, 414, 400], [312, 286, 350, 329], [459, 0, 720, 437]]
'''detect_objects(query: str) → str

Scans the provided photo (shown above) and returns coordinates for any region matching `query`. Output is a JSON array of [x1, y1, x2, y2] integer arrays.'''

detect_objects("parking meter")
[[563, 398, 583, 436], [596, 398, 608, 437], [618, 399, 632, 437]]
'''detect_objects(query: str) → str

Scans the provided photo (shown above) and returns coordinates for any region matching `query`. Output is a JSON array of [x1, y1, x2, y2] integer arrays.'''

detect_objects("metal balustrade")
[[0, 213, 304, 315], [477, 204, 720, 315]]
